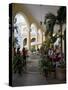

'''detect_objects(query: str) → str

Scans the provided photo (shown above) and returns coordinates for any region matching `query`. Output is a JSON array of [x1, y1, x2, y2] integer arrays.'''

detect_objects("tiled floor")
[[12, 53, 66, 86], [12, 72, 48, 86]]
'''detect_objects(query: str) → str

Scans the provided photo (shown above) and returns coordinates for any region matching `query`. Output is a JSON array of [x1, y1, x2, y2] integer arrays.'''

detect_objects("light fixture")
[[40, 5, 43, 25], [53, 33, 56, 37]]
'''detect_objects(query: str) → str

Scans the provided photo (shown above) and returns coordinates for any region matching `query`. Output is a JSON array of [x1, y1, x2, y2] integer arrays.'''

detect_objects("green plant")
[[44, 13, 56, 37], [30, 46, 36, 52], [13, 55, 24, 73], [39, 55, 52, 73], [56, 6, 66, 53]]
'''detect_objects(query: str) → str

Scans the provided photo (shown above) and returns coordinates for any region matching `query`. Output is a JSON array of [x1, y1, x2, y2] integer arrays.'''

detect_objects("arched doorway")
[[14, 13, 29, 51], [23, 38, 27, 46], [30, 23, 38, 50]]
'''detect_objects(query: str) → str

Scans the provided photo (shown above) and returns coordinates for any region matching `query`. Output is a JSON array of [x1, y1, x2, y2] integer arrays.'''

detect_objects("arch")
[[14, 12, 30, 28], [31, 38, 36, 42], [23, 38, 27, 46], [14, 13, 30, 51], [30, 23, 37, 35]]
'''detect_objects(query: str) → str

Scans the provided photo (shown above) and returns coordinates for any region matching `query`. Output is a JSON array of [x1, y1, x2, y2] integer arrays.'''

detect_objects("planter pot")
[[48, 71, 56, 79], [50, 71, 56, 79], [44, 70, 48, 77], [56, 67, 66, 80]]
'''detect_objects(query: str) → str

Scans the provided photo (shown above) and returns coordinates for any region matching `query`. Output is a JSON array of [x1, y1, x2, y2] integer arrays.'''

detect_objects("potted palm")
[[48, 61, 56, 79], [39, 55, 50, 77], [39, 54, 56, 78]]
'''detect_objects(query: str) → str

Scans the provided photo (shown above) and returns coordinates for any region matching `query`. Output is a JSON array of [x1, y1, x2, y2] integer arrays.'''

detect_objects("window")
[[14, 13, 29, 51], [30, 23, 37, 35]]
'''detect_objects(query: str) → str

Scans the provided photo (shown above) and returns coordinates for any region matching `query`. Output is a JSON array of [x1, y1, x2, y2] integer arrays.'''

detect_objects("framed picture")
[[9, 3, 66, 87]]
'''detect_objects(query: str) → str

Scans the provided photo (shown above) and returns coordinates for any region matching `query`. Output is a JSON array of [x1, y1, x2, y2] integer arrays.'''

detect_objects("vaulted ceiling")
[[23, 4, 60, 23]]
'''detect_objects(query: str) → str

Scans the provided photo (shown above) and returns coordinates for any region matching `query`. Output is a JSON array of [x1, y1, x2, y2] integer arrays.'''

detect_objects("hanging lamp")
[[40, 5, 42, 25]]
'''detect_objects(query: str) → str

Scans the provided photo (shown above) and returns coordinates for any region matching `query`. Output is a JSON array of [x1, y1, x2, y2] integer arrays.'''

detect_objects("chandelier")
[[40, 5, 43, 25]]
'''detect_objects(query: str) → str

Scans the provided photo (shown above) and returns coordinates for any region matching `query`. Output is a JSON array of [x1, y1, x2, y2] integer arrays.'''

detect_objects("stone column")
[[36, 29, 38, 50], [27, 28, 31, 50], [41, 30, 43, 44]]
